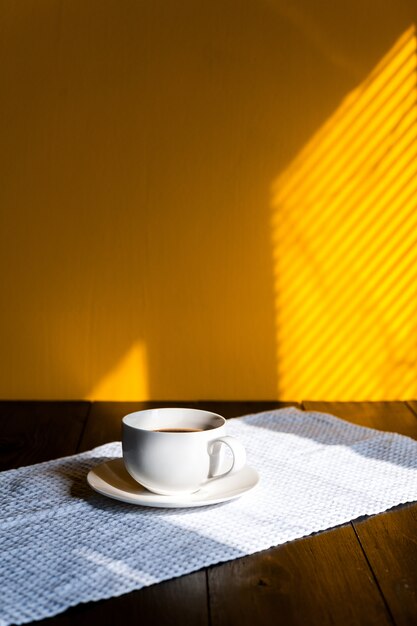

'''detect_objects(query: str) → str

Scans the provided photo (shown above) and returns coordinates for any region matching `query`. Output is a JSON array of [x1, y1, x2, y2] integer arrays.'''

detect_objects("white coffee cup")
[[122, 408, 246, 495]]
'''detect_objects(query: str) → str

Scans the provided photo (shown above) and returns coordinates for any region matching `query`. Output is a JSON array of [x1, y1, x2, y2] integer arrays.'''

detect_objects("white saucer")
[[87, 458, 259, 508]]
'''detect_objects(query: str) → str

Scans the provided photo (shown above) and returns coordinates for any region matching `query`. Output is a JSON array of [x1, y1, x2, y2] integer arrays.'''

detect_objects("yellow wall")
[[0, 0, 416, 400]]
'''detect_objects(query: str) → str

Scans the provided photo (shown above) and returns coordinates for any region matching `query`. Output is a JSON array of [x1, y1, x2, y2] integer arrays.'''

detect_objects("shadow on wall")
[[272, 25, 417, 400], [0, 1, 415, 400]]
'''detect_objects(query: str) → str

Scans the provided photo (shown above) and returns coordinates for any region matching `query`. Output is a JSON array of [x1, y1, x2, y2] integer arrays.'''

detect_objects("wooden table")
[[2, 400, 417, 625]]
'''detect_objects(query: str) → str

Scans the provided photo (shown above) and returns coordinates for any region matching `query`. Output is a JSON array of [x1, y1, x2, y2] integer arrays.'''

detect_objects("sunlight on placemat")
[[272, 26, 417, 400]]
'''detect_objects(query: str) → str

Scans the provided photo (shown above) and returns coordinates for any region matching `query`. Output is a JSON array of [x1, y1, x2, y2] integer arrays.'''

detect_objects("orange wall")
[[0, 0, 416, 400]]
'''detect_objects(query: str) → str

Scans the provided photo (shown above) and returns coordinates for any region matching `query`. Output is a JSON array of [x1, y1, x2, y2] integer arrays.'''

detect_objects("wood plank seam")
[[405, 401, 417, 420], [351, 523, 396, 625], [75, 401, 93, 453], [205, 569, 213, 626], [300, 400, 396, 622]]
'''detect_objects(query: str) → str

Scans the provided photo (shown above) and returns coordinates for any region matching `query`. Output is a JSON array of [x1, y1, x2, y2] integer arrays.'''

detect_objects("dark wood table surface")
[[2, 400, 417, 625]]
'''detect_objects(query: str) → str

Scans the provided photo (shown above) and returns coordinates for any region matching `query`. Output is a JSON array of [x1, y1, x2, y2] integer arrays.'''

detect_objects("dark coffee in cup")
[[153, 428, 204, 433]]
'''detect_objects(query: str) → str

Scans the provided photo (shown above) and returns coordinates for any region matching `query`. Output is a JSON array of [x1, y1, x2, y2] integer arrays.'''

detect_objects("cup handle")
[[208, 436, 246, 479]]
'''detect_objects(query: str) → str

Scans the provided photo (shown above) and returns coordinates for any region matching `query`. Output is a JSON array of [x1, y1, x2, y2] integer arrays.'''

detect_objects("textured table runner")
[[2, 407, 417, 625]]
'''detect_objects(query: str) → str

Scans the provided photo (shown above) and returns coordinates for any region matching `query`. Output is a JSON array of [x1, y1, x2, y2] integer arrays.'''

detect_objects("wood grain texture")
[[406, 401, 417, 421], [0, 401, 90, 470], [304, 400, 417, 626], [208, 525, 392, 626], [28, 571, 209, 626], [354, 504, 417, 626], [302, 401, 417, 439]]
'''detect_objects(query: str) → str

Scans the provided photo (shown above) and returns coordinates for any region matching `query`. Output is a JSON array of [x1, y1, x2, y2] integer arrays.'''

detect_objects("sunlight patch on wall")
[[86, 342, 149, 401], [272, 26, 417, 400]]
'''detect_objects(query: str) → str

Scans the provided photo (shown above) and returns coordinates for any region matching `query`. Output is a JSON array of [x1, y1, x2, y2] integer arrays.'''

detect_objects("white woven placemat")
[[2, 407, 417, 625]]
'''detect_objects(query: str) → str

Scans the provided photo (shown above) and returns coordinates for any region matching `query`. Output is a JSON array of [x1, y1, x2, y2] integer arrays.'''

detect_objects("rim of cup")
[[122, 407, 226, 432]]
